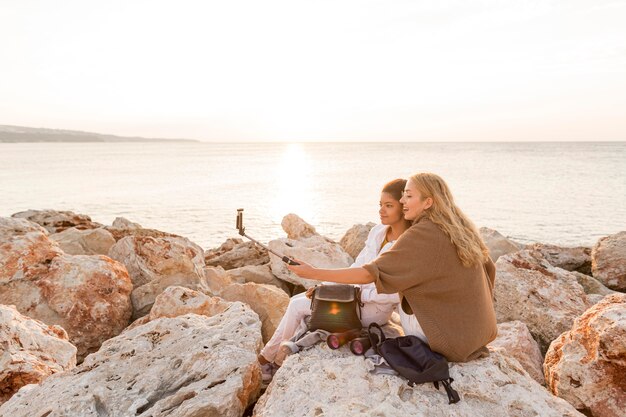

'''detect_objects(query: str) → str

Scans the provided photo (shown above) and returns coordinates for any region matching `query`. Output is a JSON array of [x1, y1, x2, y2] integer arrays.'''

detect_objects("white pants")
[[260, 292, 397, 362]]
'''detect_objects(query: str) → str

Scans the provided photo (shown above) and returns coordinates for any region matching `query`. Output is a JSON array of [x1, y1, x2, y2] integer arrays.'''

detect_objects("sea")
[[1, 141, 624, 250]]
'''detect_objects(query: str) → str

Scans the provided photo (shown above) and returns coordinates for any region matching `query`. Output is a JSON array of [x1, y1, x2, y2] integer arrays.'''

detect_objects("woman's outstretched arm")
[[287, 260, 375, 285]]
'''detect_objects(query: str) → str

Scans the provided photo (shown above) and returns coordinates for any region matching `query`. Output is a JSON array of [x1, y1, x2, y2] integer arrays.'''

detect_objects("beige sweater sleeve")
[[362, 219, 442, 294]]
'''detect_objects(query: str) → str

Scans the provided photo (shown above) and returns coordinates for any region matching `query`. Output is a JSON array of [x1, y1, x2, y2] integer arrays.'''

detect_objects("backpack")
[[367, 323, 461, 404], [307, 284, 363, 333]]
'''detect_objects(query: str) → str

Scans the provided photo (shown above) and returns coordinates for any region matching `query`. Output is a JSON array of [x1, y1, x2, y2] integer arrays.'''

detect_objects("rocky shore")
[[0, 209, 624, 416]]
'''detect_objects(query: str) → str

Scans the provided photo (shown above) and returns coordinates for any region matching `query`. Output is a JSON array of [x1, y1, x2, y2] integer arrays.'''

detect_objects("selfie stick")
[[236, 209, 300, 265]]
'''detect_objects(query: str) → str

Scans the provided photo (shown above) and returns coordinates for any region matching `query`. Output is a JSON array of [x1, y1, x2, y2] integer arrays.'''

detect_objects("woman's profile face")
[[400, 179, 433, 221], [379, 192, 404, 225]]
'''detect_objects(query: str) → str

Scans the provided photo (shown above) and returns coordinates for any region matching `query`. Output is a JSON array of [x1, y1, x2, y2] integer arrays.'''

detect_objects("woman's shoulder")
[[402, 218, 447, 242]]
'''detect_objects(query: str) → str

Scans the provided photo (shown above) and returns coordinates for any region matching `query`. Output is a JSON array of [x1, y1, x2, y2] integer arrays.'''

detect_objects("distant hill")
[[0, 125, 199, 143]]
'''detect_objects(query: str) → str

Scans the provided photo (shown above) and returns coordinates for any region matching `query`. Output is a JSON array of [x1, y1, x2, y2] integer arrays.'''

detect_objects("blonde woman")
[[288, 173, 497, 362]]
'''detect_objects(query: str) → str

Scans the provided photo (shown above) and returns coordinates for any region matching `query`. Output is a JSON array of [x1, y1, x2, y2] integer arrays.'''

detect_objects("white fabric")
[[260, 223, 401, 362]]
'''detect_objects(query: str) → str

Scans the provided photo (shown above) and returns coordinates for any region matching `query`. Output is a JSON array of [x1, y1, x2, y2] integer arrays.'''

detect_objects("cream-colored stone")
[[281, 213, 318, 240], [0, 306, 263, 417], [11, 209, 101, 233], [592, 231, 626, 291], [339, 222, 375, 259], [488, 321, 545, 384], [0, 305, 76, 405], [544, 293, 626, 417], [494, 250, 591, 352], [269, 236, 353, 289], [480, 227, 523, 261], [111, 216, 142, 229], [148, 286, 231, 321], [108, 235, 205, 318], [1, 218, 133, 361], [253, 345, 582, 417], [529, 243, 592, 274], [49, 227, 116, 255], [220, 283, 289, 344], [205, 238, 269, 270], [226, 264, 290, 293]]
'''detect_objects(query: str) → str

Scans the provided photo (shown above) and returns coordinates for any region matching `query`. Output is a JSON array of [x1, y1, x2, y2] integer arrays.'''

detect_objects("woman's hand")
[[286, 259, 317, 280]]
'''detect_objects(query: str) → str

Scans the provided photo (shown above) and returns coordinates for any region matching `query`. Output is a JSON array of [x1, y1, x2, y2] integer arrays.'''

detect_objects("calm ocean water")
[[1, 142, 625, 250]]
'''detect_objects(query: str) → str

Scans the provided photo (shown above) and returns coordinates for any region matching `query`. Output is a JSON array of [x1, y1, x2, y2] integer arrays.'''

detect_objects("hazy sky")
[[2, 0, 625, 141]]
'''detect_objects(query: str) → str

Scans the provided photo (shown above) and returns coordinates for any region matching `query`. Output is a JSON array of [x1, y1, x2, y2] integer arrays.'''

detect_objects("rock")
[[281, 214, 317, 240], [488, 321, 545, 385], [480, 227, 523, 261], [219, 283, 289, 344], [269, 234, 353, 288], [544, 293, 626, 417], [49, 227, 116, 255], [0, 306, 263, 417], [253, 345, 583, 417], [147, 286, 231, 321], [340, 222, 375, 259], [529, 243, 592, 275], [592, 232, 626, 291], [103, 225, 181, 242], [203, 266, 234, 293], [0, 305, 76, 405], [205, 238, 269, 270], [570, 271, 616, 297], [11, 209, 101, 233], [108, 235, 206, 318], [226, 264, 290, 293], [111, 216, 142, 229], [1, 217, 133, 361], [494, 250, 591, 353]]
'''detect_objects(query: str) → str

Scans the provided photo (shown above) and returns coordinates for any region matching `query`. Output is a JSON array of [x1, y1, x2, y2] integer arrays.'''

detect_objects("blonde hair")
[[409, 173, 489, 267]]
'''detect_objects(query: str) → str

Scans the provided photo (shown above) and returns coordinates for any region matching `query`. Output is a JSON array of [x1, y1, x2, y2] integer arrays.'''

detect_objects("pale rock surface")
[[529, 243, 592, 274], [49, 226, 116, 255], [226, 264, 290, 293], [488, 321, 545, 384], [11, 209, 101, 233], [480, 227, 523, 261], [111, 216, 142, 229], [340, 222, 375, 259], [0, 306, 263, 417], [253, 345, 583, 417], [203, 266, 234, 293], [571, 271, 616, 297], [104, 225, 181, 242], [205, 238, 269, 270], [269, 234, 353, 288], [1, 218, 133, 360], [544, 293, 626, 417], [108, 235, 206, 318], [495, 250, 591, 352], [281, 213, 317, 240], [592, 231, 626, 291], [219, 283, 289, 343], [0, 305, 76, 405]]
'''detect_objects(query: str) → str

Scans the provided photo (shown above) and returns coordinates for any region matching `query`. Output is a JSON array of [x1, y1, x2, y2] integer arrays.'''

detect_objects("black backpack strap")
[[367, 322, 386, 354], [439, 378, 460, 404]]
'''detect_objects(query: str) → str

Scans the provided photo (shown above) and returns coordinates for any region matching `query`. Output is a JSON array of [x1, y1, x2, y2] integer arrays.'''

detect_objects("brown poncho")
[[363, 217, 497, 362]]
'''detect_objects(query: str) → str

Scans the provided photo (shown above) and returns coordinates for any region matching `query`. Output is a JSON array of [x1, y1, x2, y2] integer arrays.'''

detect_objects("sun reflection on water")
[[270, 143, 315, 224]]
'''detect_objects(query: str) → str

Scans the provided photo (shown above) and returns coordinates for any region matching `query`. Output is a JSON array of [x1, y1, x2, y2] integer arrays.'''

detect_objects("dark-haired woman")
[[259, 179, 411, 382]]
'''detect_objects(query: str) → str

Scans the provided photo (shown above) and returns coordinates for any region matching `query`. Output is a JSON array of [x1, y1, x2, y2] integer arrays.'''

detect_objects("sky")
[[1, 0, 625, 142]]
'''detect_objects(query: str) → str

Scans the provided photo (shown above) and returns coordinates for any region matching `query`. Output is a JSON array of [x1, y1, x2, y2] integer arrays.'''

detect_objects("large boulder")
[[49, 227, 116, 255], [0, 217, 133, 361], [219, 283, 289, 343], [226, 264, 290, 293], [494, 250, 591, 352], [544, 293, 626, 417], [480, 227, 523, 261], [0, 305, 76, 405], [11, 209, 101, 233], [253, 345, 582, 417], [205, 238, 269, 270], [528, 243, 592, 275], [488, 321, 545, 385], [147, 286, 231, 322], [269, 215, 353, 288], [592, 232, 626, 291], [111, 216, 142, 229], [339, 222, 375, 259], [108, 235, 206, 318], [0, 305, 263, 417]]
